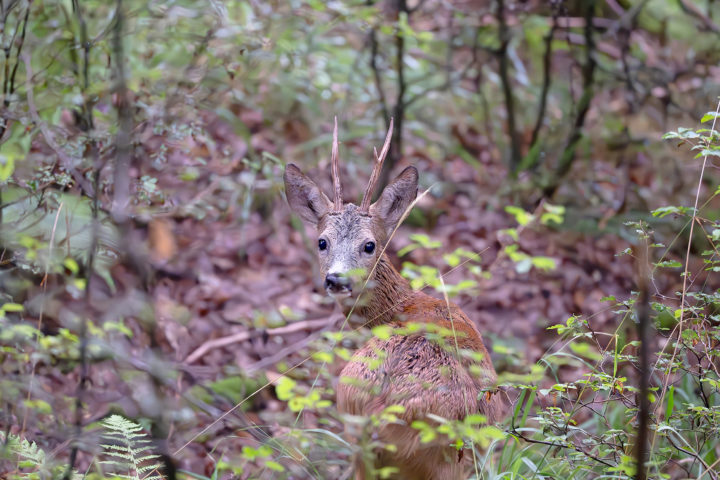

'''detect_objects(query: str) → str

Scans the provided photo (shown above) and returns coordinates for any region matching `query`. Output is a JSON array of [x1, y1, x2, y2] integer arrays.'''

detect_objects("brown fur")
[[284, 162, 502, 480]]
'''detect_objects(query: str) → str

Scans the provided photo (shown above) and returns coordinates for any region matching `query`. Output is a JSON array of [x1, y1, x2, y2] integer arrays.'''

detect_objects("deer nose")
[[325, 273, 351, 294]]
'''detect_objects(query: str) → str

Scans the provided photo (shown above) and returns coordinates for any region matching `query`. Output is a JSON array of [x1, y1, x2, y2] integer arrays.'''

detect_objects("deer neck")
[[346, 253, 414, 327]]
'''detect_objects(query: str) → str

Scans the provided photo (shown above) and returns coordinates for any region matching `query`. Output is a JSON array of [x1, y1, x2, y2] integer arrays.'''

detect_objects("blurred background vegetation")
[[1, 0, 720, 478]]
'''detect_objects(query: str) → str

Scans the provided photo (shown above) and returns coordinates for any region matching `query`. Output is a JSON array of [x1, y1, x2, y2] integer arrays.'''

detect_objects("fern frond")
[[99, 414, 165, 480]]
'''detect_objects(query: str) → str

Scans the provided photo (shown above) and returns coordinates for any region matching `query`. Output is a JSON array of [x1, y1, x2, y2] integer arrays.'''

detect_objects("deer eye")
[[364, 241, 375, 254], [318, 238, 327, 251]]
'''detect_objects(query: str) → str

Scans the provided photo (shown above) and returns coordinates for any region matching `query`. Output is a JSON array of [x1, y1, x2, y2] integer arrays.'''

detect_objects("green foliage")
[[500, 203, 564, 274], [482, 106, 720, 479], [2, 0, 720, 478], [99, 415, 164, 480], [0, 430, 82, 480]]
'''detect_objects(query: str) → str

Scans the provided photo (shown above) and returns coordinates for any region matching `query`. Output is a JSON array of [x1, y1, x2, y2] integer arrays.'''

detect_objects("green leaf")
[[265, 460, 285, 472], [242, 445, 272, 461], [0, 156, 14, 182], [662, 127, 700, 140], [504, 206, 533, 226], [312, 351, 334, 363], [382, 405, 406, 415], [104, 321, 133, 337], [540, 203, 565, 225], [531, 256, 556, 271], [2, 302, 24, 312], [654, 260, 682, 268], [64, 258, 80, 274], [651, 206, 694, 218], [701, 111, 720, 123], [275, 376, 296, 401], [409, 233, 442, 249], [569, 342, 602, 361], [464, 414, 487, 424], [695, 148, 720, 158], [23, 399, 52, 414], [410, 421, 437, 443], [372, 324, 393, 341], [443, 252, 460, 268]]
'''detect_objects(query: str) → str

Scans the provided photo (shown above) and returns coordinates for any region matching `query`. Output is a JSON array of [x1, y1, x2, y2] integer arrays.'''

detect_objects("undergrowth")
[[171, 105, 720, 479], [0, 0, 717, 474], [2, 105, 719, 479]]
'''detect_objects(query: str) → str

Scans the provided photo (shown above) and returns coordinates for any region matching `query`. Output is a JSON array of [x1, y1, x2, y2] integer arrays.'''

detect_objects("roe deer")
[[284, 118, 502, 480]]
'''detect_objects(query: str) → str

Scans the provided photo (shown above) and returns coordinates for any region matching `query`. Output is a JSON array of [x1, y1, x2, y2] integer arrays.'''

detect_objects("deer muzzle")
[[325, 273, 352, 297]]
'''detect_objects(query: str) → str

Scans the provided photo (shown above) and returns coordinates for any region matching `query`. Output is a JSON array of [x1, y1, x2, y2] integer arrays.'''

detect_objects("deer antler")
[[330, 116, 343, 211], [360, 117, 393, 212]]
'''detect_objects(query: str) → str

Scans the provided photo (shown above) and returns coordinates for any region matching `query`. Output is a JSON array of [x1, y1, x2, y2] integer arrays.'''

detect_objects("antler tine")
[[360, 117, 394, 212], [330, 116, 343, 211]]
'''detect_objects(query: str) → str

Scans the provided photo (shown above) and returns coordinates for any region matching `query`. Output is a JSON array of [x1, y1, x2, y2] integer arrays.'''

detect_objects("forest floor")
[[9, 106, 715, 476]]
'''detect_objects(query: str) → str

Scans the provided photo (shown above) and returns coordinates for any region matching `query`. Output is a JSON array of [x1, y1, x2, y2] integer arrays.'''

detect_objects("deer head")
[[284, 118, 418, 300]]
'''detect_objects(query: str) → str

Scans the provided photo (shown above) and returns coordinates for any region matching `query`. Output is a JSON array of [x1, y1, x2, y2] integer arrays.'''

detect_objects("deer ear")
[[284, 164, 333, 226], [370, 166, 418, 234]]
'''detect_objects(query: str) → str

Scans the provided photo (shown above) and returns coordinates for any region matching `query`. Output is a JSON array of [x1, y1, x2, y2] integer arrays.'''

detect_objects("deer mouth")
[[325, 273, 352, 298], [327, 285, 352, 298]]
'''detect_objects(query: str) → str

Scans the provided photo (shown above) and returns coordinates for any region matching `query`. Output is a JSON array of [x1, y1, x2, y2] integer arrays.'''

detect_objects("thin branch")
[[402, 53, 477, 110], [471, 26, 494, 139], [22, 53, 95, 196], [379, 0, 408, 191], [635, 241, 651, 480], [6, 4, 28, 108], [111, 0, 131, 222], [510, 428, 615, 468], [496, 0, 521, 171], [367, 0, 389, 121], [665, 435, 717, 480], [184, 317, 336, 365], [542, 0, 597, 198], [0, 2, 29, 142], [163, 22, 217, 121], [678, 0, 720, 33], [529, 2, 559, 149], [71, 0, 94, 130], [62, 3, 98, 477]]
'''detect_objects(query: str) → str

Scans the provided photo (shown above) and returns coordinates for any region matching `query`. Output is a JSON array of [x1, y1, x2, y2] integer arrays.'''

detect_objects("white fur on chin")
[[327, 290, 352, 299]]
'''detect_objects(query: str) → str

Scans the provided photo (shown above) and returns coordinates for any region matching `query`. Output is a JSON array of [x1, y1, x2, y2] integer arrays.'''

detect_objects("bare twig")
[[6, 4, 29, 108], [111, 0, 131, 222], [510, 428, 615, 468], [495, 0, 521, 171], [22, 53, 95, 196], [71, 0, 94, 130], [678, 0, 720, 33], [379, 0, 408, 191], [163, 22, 217, 121], [367, 0, 389, 121], [184, 317, 336, 365], [542, 0, 597, 198], [20, 202, 63, 439], [245, 329, 327, 375], [402, 6, 457, 109], [635, 240, 651, 480], [528, 2, 559, 150], [0, 2, 29, 142], [62, 2, 99, 477], [665, 435, 717, 480]]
